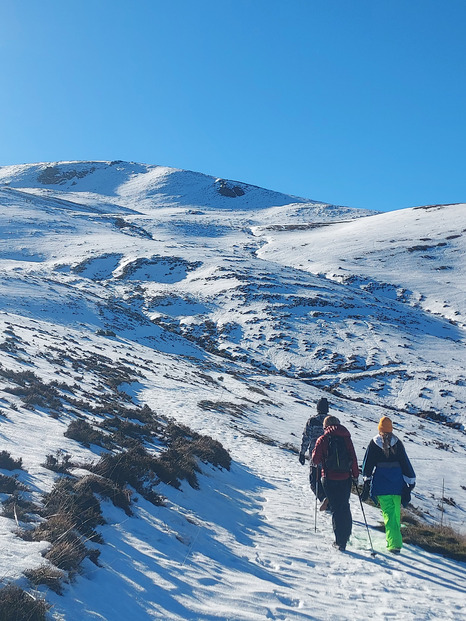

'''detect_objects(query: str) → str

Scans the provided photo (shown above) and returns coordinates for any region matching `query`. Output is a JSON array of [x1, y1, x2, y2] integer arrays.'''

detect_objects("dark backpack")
[[325, 435, 352, 473]]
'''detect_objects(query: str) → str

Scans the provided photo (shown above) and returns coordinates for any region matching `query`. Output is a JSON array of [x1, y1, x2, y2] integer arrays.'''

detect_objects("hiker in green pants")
[[361, 416, 416, 554]]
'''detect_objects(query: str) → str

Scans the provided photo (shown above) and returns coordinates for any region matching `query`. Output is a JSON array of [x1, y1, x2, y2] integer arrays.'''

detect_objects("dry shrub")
[[2, 370, 62, 411], [32, 513, 77, 546], [92, 401, 156, 424], [100, 416, 156, 448], [178, 435, 231, 470], [36, 506, 98, 575], [24, 565, 65, 595], [1, 494, 40, 523], [74, 474, 132, 515], [91, 422, 232, 497], [45, 539, 88, 572], [155, 445, 200, 489], [64, 419, 106, 447], [402, 521, 466, 562], [91, 446, 164, 504], [198, 400, 247, 418], [166, 423, 231, 470], [42, 450, 72, 474], [31, 481, 102, 584], [0, 583, 49, 621], [0, 450, 22, 470], [42, 477, 104, 540], [93, 442, 194, 493], [91, 446, 149, 488], [0, 473, 27, 494]]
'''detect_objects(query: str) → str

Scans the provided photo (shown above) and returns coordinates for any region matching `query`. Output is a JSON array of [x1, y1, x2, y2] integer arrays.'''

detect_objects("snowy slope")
[[255, 203, 466, 327], [0, 161, 464, 620]]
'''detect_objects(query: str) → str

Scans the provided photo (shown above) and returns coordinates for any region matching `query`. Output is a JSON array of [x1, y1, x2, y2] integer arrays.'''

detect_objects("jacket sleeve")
[[397, 440, 416, 485], [311, 435, 326, 466], [300, 420, 312, 455], [362, 441, 378, 481]]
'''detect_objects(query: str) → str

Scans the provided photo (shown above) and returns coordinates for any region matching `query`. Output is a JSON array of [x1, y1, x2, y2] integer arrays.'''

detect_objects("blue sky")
[[1, 0, 465, 211]]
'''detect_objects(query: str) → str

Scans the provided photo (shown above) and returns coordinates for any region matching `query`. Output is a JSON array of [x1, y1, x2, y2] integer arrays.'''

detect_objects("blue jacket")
[[362, 434, 415, 498]]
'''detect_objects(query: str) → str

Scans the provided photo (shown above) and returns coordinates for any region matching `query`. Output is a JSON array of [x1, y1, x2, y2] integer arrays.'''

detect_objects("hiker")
[[361, 416, 416, 554], [312, 415, 359, 551], [299, 397, 329, 509]]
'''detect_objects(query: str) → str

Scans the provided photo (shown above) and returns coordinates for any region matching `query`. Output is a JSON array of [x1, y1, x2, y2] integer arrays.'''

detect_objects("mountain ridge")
[[0, 160, 374, 217]]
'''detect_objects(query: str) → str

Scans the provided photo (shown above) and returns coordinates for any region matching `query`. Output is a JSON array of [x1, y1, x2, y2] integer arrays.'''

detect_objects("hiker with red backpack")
[[312, 416, 359, 551], [298, 398, 329, 509], [361, 416, 416, 554]]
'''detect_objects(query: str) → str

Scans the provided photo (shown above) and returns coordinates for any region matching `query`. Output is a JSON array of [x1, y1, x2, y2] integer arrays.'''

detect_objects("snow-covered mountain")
[[0, 161, 464, 620]]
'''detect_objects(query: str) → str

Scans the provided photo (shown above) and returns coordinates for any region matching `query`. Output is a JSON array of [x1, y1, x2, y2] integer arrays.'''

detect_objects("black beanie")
[[316, 397, 329, 414]]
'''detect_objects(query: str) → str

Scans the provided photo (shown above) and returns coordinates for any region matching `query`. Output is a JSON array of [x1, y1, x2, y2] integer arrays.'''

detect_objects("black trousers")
[[310, 466, 326, 501], [322, 477, 352, 548]]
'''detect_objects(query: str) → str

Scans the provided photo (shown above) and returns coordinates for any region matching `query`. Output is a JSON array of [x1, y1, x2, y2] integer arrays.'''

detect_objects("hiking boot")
[[319, 498, 329, 512], [388, 548, 401, 555], [333, 542, 346, 552]]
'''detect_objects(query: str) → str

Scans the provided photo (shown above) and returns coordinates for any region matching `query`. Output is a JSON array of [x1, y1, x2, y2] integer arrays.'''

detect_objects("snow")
[[255, 203, 466, 327], [0, 161, 464, 620]]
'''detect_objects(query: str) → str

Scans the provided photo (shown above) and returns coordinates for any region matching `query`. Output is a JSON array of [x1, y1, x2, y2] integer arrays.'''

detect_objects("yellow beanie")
[[378, 416, 393, 434]]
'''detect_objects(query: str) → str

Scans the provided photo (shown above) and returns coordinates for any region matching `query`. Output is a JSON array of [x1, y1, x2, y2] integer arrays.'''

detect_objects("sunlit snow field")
[[0, 161, 464, 620]]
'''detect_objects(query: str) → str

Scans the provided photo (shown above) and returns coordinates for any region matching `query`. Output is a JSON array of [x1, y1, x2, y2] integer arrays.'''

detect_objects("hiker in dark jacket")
[[361, 416, 416, 554], [299, 398, 329, 507], [312, 416, 359, 551]]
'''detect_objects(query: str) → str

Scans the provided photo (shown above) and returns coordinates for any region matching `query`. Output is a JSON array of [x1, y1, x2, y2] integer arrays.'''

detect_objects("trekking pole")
[[440, 478, 445, 527], [314, 466, 318, 533], [354, 482, 377, 557]]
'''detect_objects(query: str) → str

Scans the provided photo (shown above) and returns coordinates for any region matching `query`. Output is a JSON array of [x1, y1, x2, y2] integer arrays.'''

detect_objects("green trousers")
[[377, 495, 402, 550]]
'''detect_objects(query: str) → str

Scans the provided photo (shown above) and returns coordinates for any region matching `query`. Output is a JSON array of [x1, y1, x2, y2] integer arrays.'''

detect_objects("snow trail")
[[137, 423, 466, 621]]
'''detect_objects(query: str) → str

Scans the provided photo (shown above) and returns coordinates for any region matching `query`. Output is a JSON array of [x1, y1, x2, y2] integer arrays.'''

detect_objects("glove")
[[361, 480, 371, 502], [401, 483, 412, 508], [299, 453, 306, 465]]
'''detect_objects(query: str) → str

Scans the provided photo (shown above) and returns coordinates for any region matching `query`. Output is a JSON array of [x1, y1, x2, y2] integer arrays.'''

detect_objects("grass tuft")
[[42, 450, 73, 474], [0, 583, 50, 620], [44, 539, 88, 572], [24, 565, 66, 595], [0, 450, 22, 470], [0, 473, 27, 494], [1, 493, 40, 523], [41, 476, 104, 540], [64, 419, 106, 447], [401, 518, 466, 562]]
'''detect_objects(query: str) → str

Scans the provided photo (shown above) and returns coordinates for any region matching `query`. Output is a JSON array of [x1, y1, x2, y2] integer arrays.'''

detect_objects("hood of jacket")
[[373, 433, 399, 449], [324, 424, 351, 439]]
